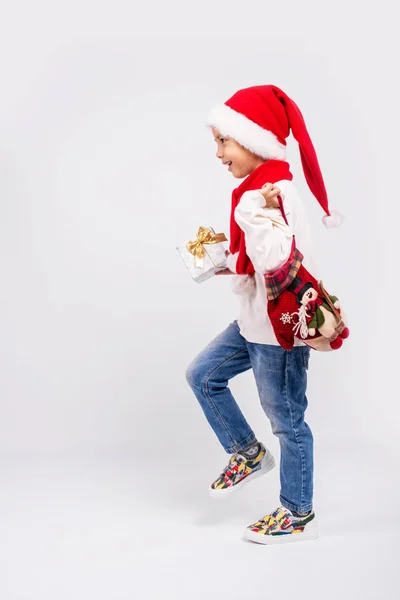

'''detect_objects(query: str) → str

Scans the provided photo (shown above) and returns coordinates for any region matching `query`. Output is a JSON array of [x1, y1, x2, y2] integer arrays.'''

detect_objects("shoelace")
[[260, 508, 292, 528], [221, 454, 243, 480]]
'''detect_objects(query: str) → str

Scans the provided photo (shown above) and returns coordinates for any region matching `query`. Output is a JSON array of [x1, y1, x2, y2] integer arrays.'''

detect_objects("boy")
[[186, 85, 339, 544]]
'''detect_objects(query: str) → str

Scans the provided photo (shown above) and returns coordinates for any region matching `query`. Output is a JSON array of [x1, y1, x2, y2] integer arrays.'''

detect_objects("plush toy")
[[265, 250, 349, 351]]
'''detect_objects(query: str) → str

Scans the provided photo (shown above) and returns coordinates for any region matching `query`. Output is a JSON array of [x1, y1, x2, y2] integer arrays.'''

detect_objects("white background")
[[0, 1, 398, 598]]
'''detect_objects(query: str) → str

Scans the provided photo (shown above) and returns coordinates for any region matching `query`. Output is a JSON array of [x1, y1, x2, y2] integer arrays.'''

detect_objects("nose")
[[216, 149, 223, 159]]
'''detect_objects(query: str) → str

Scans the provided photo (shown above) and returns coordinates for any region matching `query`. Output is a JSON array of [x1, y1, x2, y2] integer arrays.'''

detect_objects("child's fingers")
[[265, 191, 281, 203], [265, 190, 280, 201], [262, 183, 280, 191], [215, 268, 234, 276], [265, 190, 282, 208], [266, 198, 280, 208], [261, 184, 281, 198]]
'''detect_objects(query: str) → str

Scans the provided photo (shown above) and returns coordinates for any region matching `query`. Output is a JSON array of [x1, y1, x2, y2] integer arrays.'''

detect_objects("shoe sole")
[[244, 519, 319, 545], [208, 449, 275, 498]]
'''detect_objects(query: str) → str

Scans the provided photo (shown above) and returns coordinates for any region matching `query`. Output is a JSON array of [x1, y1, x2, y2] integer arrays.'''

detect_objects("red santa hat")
[[207, 85, 343, 228]]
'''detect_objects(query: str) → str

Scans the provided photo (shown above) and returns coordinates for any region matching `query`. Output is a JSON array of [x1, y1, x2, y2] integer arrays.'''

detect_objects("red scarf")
[[230, 160, 293, 275]]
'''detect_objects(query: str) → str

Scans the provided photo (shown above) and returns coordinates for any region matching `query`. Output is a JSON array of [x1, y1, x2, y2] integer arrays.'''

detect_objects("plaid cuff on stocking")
[[264, 239, 304, 301]]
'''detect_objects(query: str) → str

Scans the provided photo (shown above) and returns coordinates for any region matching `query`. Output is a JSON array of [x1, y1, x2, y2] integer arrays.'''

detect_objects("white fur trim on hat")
[[207, 104, 286, 160]]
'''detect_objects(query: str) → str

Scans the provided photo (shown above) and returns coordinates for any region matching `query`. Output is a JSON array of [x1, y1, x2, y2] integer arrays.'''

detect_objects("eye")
[[220, 138, 226, 144]]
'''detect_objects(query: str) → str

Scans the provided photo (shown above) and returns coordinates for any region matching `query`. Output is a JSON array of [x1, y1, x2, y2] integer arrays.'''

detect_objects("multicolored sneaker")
[[209, 444, 275, 497], [244, 506, 318, 544]]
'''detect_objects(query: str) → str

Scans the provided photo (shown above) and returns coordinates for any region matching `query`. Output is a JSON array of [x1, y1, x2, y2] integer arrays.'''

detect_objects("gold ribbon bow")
[[186, 226, 228, 269]]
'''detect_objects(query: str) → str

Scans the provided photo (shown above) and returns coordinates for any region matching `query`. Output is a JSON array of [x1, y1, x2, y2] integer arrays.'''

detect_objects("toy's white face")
[[303, 288, 318, 304]]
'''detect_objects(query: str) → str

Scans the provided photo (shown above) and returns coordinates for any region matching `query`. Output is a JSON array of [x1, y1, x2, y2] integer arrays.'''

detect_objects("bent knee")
[[185, 358, 207, 389]]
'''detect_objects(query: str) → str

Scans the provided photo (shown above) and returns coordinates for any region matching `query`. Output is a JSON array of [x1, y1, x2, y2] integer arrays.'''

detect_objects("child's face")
[[212, 127, 265, 179]]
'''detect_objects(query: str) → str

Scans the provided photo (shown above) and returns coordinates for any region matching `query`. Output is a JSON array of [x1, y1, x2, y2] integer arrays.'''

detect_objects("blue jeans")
[[186, 320, 313, 513]]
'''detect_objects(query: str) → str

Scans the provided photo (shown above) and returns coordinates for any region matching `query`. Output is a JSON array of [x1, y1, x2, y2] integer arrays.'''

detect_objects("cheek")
[[231, 151, 246, 168]]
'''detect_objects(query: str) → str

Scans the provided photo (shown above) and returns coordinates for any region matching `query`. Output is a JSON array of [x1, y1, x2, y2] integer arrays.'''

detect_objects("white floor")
[[1, 444, 397, 600]]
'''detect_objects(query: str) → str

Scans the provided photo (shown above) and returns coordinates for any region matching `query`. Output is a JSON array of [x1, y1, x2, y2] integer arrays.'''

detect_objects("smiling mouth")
[[223, 161, 233, 168]]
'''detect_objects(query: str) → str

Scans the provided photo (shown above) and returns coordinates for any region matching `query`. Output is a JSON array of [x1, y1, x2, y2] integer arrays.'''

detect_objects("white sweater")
[[225, 179, 317, 346]]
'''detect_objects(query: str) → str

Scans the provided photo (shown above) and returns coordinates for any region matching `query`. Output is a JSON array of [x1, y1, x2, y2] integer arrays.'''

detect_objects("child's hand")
[[216, 250, 235, 276], [215, 269, 234, 275], [259, 183, 281, 209]]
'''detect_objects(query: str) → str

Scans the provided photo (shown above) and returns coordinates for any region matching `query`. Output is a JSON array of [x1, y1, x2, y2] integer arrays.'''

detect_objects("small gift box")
[[177, 226, 228, 283]]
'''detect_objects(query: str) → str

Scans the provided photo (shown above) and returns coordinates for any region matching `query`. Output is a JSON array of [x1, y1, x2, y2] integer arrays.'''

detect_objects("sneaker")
[[209, 444, 275, 497], [244, 506, 318, 545]]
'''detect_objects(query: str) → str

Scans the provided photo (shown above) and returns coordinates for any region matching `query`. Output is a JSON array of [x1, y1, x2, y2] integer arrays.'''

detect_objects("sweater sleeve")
[[233, 188, 293, 274]]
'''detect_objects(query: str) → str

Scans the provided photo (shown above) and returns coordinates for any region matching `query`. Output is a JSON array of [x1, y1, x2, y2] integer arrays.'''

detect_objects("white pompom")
[[322, 210, 344, 228]]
